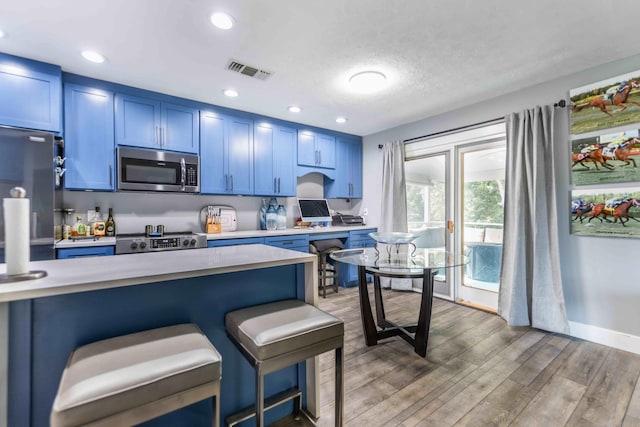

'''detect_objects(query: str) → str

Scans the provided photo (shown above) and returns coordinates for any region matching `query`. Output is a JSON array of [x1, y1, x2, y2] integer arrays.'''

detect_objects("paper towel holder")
[[0, 187, 48, 283]]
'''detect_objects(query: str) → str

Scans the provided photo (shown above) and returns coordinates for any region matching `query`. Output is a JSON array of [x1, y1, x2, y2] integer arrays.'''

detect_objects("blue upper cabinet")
[[324, 137, 363, 199], [297, 130, 335, 169], [200, 110, 254, 195], [254, 123, 296, 196], [115, 94, 198, 154], [0, 52, 61, 133], [64, 83, 115, 190]]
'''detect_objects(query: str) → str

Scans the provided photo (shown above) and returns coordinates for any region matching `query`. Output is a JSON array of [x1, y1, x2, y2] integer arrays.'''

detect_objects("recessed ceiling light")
[[288, 106, 302, 113], [336, 117, 348, 124], [210, 12, 234, 30], [223, 89, 238, 97], [349, 71, 387, 93], [81, 50, 105, 64]]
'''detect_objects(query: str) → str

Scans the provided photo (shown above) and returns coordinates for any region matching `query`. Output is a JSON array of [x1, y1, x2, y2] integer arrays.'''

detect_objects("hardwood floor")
[[272, 286, 640, 427]]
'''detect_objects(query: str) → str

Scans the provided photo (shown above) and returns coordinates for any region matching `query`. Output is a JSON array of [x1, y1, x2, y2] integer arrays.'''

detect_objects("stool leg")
[[321, 253, 327, 299], [334, 261, 339, 293], [212, 394, 219, 427], [335, 345, 344, 427], [256, 364, 264, 427]]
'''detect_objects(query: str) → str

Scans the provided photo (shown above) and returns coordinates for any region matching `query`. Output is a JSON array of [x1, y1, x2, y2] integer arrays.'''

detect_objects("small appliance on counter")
[[199, 205, 237, 233], [115, 226, 207, 255], [331, 213, 364, 226]]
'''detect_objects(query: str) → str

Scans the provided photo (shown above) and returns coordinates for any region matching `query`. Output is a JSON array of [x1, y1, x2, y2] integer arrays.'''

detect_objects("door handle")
[[180, 158, 186, 191]]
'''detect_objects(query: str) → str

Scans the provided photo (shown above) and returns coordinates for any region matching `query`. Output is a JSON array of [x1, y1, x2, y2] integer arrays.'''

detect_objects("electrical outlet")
[[362, 208, 369, 216]]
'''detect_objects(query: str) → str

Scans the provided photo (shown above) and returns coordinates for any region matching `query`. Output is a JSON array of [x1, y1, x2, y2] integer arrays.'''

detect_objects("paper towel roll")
[[3, 197, 30, 275]]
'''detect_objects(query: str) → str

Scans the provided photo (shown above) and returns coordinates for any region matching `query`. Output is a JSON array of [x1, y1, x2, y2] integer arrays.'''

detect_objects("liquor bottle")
[[105, 208, 116, 237], [71, 215, 87, 237]]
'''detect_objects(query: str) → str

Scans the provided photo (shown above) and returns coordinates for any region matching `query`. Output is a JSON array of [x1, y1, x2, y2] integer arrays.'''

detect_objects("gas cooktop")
[[115, 232, 207, 255]]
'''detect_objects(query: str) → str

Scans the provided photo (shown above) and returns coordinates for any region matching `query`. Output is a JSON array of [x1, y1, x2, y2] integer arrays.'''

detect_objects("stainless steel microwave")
[[117, 147, 199, 193]]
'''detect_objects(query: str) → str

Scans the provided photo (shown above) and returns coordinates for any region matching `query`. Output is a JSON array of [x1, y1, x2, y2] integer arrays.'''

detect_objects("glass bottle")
[[72, 215, 87, 237], [105, 208, 116, 237], [259, 199, 267, 230], [266, 204, 277, 231], [268, 197, 278, 209], [276, 204, 286, 230]]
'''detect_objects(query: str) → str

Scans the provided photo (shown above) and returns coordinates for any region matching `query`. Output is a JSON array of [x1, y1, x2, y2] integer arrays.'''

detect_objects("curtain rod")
[[377, 99, 566, 149]]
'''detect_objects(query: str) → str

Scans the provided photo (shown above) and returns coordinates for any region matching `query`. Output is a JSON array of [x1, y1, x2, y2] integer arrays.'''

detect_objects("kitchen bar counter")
[[0, 245, 319, 427]]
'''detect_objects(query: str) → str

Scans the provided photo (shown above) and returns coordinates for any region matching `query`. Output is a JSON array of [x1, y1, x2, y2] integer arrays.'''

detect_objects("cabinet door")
[[274, 126, 297, 196], [226, 116, 254, 195], [115, 94, 161, 148], [349, 139, 363, 198], [0, 52, 61, 132], [162, 102, 199, 154], [56, 246, 115, 259], [200, 111, 227, 194], [297, 131, 317, 166], [254, 123, 276, 195], [64, 84, 115, 190], [325, 138, 350, 198], [316, 134, 336, 169]]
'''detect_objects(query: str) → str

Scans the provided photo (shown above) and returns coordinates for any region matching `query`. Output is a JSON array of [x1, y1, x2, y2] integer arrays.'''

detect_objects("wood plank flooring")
[[272, 286, 640, 427]]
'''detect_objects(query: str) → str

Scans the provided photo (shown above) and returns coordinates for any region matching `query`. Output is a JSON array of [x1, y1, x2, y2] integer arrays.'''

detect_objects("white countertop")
[[52, 225, 377, 247], [0, 244, 315, 302]]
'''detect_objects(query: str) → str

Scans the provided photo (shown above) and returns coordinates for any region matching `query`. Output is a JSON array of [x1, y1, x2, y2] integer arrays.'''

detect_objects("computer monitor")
[[297, 198, 332, 223]]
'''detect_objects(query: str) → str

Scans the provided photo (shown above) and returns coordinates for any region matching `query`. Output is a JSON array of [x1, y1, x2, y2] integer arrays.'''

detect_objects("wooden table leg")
[[358, 265, 378, 346], [414, 268, 435, 357], [373, 274, 387, 327]]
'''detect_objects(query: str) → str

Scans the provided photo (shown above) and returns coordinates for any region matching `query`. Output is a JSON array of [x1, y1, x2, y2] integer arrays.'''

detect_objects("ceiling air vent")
[[226, 59, 272, 81]]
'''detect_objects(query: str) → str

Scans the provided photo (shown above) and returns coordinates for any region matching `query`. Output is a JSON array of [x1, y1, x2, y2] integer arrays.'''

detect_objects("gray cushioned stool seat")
[[51, 323, 222, 427], [225, 299, 343, 361]]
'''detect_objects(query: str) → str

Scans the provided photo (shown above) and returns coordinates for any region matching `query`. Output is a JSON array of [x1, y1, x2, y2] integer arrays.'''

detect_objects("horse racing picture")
[[571, 129, 640, 185], [570, 69, 640, 135], [571, 187, 640, 238]]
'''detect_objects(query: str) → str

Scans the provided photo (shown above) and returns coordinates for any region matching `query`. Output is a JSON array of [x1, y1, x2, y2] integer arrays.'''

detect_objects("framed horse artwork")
[[571, 186, 640, 239], [570, 69, 640, 135], [571, 129, 640, 186]]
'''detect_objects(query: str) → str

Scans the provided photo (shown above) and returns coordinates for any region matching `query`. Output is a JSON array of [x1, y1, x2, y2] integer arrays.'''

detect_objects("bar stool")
[[309, 239, 344, 298], [50, 324, 222, 427], [225, 299, 344, 427]]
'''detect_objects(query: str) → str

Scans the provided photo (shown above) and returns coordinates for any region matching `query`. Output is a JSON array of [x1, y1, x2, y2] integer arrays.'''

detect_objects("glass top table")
[[331, 247, 468, 357]]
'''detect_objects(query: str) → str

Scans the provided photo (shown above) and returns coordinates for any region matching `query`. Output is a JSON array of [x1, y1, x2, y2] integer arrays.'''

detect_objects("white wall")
[[363, 53, 640, 347]]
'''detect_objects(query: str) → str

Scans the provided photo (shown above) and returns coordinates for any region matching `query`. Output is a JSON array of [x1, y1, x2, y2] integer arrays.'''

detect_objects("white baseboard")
[[569, 321, 640, 355]]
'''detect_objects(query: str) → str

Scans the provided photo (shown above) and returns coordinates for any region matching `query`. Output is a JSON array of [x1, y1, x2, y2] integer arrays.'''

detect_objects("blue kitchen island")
[[0, 244, 319, 427]]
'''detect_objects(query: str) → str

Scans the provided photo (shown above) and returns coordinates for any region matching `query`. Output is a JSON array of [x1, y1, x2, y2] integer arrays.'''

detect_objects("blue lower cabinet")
[[56, 246, 115, 259], [265, 235, 309, 253], [207, 237, 265, 248], [341, 228, 377, 287]]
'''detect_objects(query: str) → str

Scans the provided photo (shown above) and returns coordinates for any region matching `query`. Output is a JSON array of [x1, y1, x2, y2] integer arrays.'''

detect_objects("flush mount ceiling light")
[[81, 50, 105, 64], [288, 106, 302, 113], [223, 89, 238, 97], [349, 71, 387, 93], [335, 117, 348, 124], [210, 12, 234, 30]]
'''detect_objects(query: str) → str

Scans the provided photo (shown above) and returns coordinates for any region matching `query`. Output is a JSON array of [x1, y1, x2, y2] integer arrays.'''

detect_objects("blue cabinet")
[[56, 246, 115, 259], [254, 123, 297, 196], [64, 84, 115, 190], [0, 52, 61, 132], [265, 235, 309, 253], [208, 237, 264, 247], [115, 94, 198, 154], [297, 131, 335, 169], [324, 137, 363, 199], [340, 228, 377, 286], [200, 110, 254, 195]]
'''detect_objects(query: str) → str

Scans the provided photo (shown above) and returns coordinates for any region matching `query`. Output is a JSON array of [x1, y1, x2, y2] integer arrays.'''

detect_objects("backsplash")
[[61, 173, 361, 234]]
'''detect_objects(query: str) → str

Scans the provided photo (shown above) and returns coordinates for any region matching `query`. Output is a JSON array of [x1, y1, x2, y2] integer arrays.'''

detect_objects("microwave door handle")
[[180, 158, 186, 191]]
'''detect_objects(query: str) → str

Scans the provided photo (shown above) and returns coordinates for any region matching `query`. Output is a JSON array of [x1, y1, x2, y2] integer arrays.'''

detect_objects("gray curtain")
[[380, 141, 412, 290], [498, 106, 569, 334]]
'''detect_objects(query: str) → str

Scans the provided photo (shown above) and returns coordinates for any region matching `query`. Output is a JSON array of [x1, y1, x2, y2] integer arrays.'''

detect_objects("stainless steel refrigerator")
[[0, 126, 58, 262]]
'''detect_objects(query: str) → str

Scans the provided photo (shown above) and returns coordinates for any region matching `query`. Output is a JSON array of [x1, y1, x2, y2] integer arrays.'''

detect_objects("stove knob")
[[130, 242, 138, 250], [140, 241, 147, 249], [183, 239, 189, 246], [190, 238, 197, 246]]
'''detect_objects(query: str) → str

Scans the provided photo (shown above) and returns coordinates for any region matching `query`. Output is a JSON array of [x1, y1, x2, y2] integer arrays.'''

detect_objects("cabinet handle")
[[224, 174, 228, 191], [274, 177, 277, 194], [278, 177, 281, 193], [230, 175, 234, 192], [315, 150, 318, 165], [318, 150, 321, 165], [160, 127, 164, 147], [109, 165, 113, 186]]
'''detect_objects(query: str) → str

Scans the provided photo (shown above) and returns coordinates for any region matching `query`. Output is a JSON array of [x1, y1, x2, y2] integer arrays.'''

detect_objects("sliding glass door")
[[404, 123, 506, 310]]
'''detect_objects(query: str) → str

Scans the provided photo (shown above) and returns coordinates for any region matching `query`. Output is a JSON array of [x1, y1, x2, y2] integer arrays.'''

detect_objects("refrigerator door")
[[0, 126, 55, 261]]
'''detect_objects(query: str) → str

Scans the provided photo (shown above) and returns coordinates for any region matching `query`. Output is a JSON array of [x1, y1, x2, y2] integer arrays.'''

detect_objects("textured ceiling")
[[1, 0, 639, 136]]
